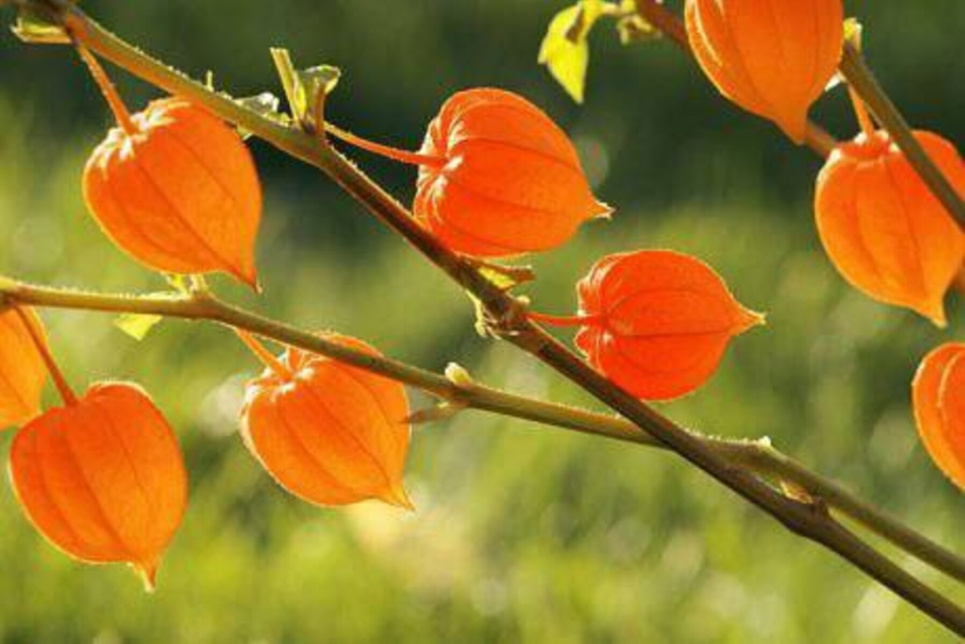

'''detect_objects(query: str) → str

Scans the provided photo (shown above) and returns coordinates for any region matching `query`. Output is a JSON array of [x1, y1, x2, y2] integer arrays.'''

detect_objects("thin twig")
[[2, 278, 962, 584], [9, 1, 965, 634], [631, 0, 837, 158], [839, 42, 965, 230], [630, 0, 964, 229]]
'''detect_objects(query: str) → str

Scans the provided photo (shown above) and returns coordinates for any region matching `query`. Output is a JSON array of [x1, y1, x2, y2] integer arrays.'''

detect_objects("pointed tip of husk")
[[231, 265, 261, 293], [918, 300, 948, 329], [134, 558, 160, 593], [593, 200, 615, 221], [381, 483, 415, 512], [735, 307, 767, 334], [775, 109, 810, 146]]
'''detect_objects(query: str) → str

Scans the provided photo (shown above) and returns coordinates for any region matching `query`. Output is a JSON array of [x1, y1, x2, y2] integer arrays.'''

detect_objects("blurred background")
[[0, 0, 963, 641]]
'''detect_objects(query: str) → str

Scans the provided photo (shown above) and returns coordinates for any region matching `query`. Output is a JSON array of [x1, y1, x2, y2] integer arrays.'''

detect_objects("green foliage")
[[114, 313, 164, 341], [10, 7, 69, 45], [270, 48, 341, 129], [538, 1, 605, 103]]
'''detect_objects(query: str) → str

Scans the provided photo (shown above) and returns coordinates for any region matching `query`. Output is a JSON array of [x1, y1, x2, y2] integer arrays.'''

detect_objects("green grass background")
[[0, 0, 963, 641]]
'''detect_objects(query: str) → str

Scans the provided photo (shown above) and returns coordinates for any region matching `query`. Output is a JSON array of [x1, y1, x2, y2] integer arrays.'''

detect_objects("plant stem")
[[632, 0, 964, 227], [528, 311, 602, 328], [848, 87, 877, 140], [14, 1, 965, 633], [234, 329, 293, 378], [13, 305, 77, 406], [631, 0, 965, 231], [323, 122, 445, 168], [838, 42, 965, 231], [2, 278, 962, 583], [75, 42, 136, 136], [630, 0, 837, 158]]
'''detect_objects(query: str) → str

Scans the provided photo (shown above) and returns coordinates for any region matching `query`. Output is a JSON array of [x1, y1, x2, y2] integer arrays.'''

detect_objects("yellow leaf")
[[538, 2, 606, 104], [115, 314, 164, 341], [843, 17, 863, 49]]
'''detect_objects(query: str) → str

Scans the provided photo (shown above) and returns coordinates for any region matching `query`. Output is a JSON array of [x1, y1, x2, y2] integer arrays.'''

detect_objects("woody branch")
[[630, 0, 965, 231], [1, 277, 963, 586], [8, 0, 965, 634]]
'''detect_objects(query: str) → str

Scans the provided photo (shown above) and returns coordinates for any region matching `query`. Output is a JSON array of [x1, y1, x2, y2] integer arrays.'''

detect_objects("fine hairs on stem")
[[6, 0, 965, 635]]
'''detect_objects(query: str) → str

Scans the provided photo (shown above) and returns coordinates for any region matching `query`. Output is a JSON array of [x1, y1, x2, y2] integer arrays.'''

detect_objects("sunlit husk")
[[9, 383, 188, 588], [815, 131, 965, 326], [414, 88, 609, 258], [685, 0, 844, 143], [574, 250, 764, 401], [0, 307, 48, 429], [913, 344, 965, 490], [83, 98, 262, 286], [240, 334, 412, 509]]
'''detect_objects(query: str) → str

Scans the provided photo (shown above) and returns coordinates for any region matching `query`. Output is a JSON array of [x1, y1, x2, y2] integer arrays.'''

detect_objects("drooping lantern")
[[685, 0, 844, 143], [238, 332, 413, 508], [532, 250, 764, 401]]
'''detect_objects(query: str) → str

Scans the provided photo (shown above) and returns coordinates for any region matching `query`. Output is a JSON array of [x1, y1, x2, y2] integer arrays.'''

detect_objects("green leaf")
[[538, 1, 606, 104], [234, 92, 290, 139], [164, 274, 191, 295], [615, 0, 660, 45], [476, 262, 536, 291], [11, 7, 70, 45], [115, 314, 164, 341], [270, 49, 341, 129], [296, 66, 342, 107]]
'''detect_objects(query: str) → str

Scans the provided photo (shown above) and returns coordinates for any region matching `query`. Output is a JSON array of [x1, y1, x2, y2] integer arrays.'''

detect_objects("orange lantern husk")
[[0, 307, 49, 428], [324, 88, 610, 259], [238, 332, 413, 509], [78, 47, 262, 287], [414, 88, 610, 257], [534, 250, 764, 401], [685, 0, 844, 143], [9, 382, 188, 589], [913, 343, 965, 490], [815, 130, 965, 327]]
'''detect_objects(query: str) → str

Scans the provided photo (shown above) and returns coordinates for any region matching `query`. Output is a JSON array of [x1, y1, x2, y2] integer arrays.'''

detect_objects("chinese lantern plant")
[[324, 88, 611, 258], [684, 0, 844, 143], [237, 330, 413, 509], [815, 91, 965, 326], [0, 306, 48, 429], [4, 306, 188, 590], [5, 4, 965, 631], [913, 343, 965, 490], [531, 250, 764, 400], [77, 46, 263, 287]]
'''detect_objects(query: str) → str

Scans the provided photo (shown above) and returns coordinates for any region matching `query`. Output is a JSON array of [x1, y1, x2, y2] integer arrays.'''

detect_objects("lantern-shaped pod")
[[573, 250, 764, 400], [685, 0, 844, 143], [10, 383, 187, 588], [414, 88, 610, 258], [913, 343, 965, 490], [815, 131, 965, 326], [0, 307, 48, 428], [83, 98, 262, 286], [240, 334, 412, 508]]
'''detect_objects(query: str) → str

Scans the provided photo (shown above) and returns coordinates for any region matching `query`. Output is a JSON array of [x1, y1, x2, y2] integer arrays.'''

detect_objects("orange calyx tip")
[[920, 301, 948, 330], [235, 329, 293, 379], [135, 558, 160, 593], [594, 201, 615, 221], [776, 112, 809, 146], [227, 265, 260, 293], [736, 308, 767, 334], [382, 484, 415, 511]]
